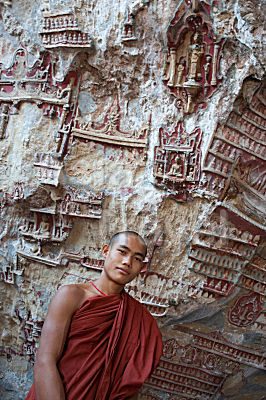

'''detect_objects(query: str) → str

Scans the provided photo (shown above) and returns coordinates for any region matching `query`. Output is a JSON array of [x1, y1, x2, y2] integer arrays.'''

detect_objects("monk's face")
[[102, 234, 146, 285]]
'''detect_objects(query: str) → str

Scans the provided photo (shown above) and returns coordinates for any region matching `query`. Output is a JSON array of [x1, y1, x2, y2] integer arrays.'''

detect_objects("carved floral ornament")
[[163, 0, 225, 114]]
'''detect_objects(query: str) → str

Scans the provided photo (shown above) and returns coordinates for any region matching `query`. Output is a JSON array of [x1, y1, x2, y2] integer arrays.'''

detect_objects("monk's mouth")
[[116, 267, 130, 275]]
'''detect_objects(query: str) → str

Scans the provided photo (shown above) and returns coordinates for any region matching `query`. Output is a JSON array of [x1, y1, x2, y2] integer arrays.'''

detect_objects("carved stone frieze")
[[40, 12, 93, 49], [163, 0, 225, 114], [154, 121, 202, 201]]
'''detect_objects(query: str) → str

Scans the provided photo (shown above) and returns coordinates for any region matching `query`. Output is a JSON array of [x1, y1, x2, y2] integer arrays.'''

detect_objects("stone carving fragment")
[[154, 121, 202, 201], [40, 11, 93, 49], [163, 0, 225, 114]]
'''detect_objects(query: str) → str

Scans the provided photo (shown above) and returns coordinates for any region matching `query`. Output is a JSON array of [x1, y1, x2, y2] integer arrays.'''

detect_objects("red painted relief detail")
[[228, 292, 263, 327], [163, 0, 225, 114], [154, 121, 202, 202]]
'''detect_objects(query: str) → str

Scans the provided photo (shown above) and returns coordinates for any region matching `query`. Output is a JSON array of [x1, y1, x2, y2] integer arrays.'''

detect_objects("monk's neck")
[[93, 275, 124, 295]]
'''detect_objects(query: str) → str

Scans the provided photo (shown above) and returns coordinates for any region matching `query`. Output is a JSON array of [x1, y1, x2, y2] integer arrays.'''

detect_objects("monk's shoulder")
[[55, 284, 87, 308]]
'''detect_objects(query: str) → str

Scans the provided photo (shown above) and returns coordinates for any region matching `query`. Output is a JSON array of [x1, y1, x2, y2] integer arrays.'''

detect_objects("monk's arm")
[[34, 286, 81, 400]]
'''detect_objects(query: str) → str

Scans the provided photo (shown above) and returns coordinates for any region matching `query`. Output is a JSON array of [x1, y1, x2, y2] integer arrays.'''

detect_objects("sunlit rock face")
[[0, 0, 265, 399]]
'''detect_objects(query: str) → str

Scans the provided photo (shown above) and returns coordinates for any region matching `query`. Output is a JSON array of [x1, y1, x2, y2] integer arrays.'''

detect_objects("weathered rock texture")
[[0, 0, 265, 399]]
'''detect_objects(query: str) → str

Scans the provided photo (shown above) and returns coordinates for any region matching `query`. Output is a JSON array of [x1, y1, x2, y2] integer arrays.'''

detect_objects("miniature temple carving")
[[163, 0, 225, 114], [0, 48, 79, 159], [16, 187, 104, 268], [34, 152, 63, 186], [72, 95, 150, 163], [154, 121, 202, 201], [40, 12, 93, 49], [121, 9, 137, 42]]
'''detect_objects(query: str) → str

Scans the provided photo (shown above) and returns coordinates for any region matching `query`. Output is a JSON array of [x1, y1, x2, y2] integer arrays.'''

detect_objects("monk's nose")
[[123, 254, 132, 267]]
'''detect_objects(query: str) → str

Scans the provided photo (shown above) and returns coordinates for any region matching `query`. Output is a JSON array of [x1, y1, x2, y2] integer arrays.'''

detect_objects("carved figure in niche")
[[25, 232, 162, 400], [175, 59, 186, 87], [169, 156, 183, 177], [188, 31, 204, 81], [36, 221, 50, 238]]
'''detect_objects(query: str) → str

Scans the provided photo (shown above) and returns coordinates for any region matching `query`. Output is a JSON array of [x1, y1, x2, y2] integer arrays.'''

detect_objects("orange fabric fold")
[[25, 292, 163, 400]]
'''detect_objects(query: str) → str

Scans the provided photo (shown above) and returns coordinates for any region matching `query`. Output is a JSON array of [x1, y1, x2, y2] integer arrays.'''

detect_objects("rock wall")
[[0, 0, 265, 399]]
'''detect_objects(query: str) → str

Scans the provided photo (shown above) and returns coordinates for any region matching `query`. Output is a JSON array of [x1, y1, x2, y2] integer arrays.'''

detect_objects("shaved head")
[[109, 231, 147, 257]]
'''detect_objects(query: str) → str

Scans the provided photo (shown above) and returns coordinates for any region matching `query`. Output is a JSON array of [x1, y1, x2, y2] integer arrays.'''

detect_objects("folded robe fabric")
[[25, 291, 163, 400]]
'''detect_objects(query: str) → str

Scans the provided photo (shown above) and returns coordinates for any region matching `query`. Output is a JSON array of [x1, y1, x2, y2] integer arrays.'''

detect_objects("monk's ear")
[[140, 262, 147, 274], [102, 244, 110, 258]]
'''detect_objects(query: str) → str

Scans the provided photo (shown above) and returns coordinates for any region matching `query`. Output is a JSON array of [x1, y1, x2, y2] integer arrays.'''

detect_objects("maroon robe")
[[25, 291, 163, 399]]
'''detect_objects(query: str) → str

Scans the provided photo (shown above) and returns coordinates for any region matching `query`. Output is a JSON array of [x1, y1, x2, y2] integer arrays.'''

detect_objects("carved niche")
[[0, 48, 79, 159], [154, 121, 202, 201], [188, 206, 265, 297], [72, 95, 150, 165], [34, 152, 63, 186], [40, 11, 93, 49], [163, 0, 225, 114]]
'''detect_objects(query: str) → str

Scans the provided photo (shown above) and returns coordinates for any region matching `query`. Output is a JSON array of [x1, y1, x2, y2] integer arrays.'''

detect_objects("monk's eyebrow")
[[118, 245, 145, 259]]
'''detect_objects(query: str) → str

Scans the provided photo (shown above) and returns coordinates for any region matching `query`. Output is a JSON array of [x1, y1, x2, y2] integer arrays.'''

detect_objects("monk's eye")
[[135, 257, 143, 262], [118, 249, 126, 254]]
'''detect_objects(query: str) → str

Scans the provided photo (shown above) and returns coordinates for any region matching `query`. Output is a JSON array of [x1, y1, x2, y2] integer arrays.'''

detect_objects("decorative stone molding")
[[34, 152, 63, 186]]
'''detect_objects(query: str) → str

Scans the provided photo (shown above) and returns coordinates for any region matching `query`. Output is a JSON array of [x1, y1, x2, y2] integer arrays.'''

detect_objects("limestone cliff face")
[[0, 1, 265, 399]]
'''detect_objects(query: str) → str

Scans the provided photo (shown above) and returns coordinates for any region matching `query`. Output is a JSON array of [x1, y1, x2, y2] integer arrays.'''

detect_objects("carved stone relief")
[[154, 121, 202, 201], [163, 0, 225, 114], [72, 95, 150, 165], [199, 78, 266, 210], [40, 11, 93, 49]]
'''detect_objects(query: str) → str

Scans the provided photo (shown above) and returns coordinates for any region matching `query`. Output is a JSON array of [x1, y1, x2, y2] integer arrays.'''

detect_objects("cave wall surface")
[[0, 0, 265, 399]]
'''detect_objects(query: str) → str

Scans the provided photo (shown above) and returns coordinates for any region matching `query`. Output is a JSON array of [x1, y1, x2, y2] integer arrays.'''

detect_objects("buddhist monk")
[[25, 231, 163, 400]]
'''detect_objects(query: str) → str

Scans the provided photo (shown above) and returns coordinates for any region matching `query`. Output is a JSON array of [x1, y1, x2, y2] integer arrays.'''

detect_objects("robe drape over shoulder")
[[25, 291, 163, 400]]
